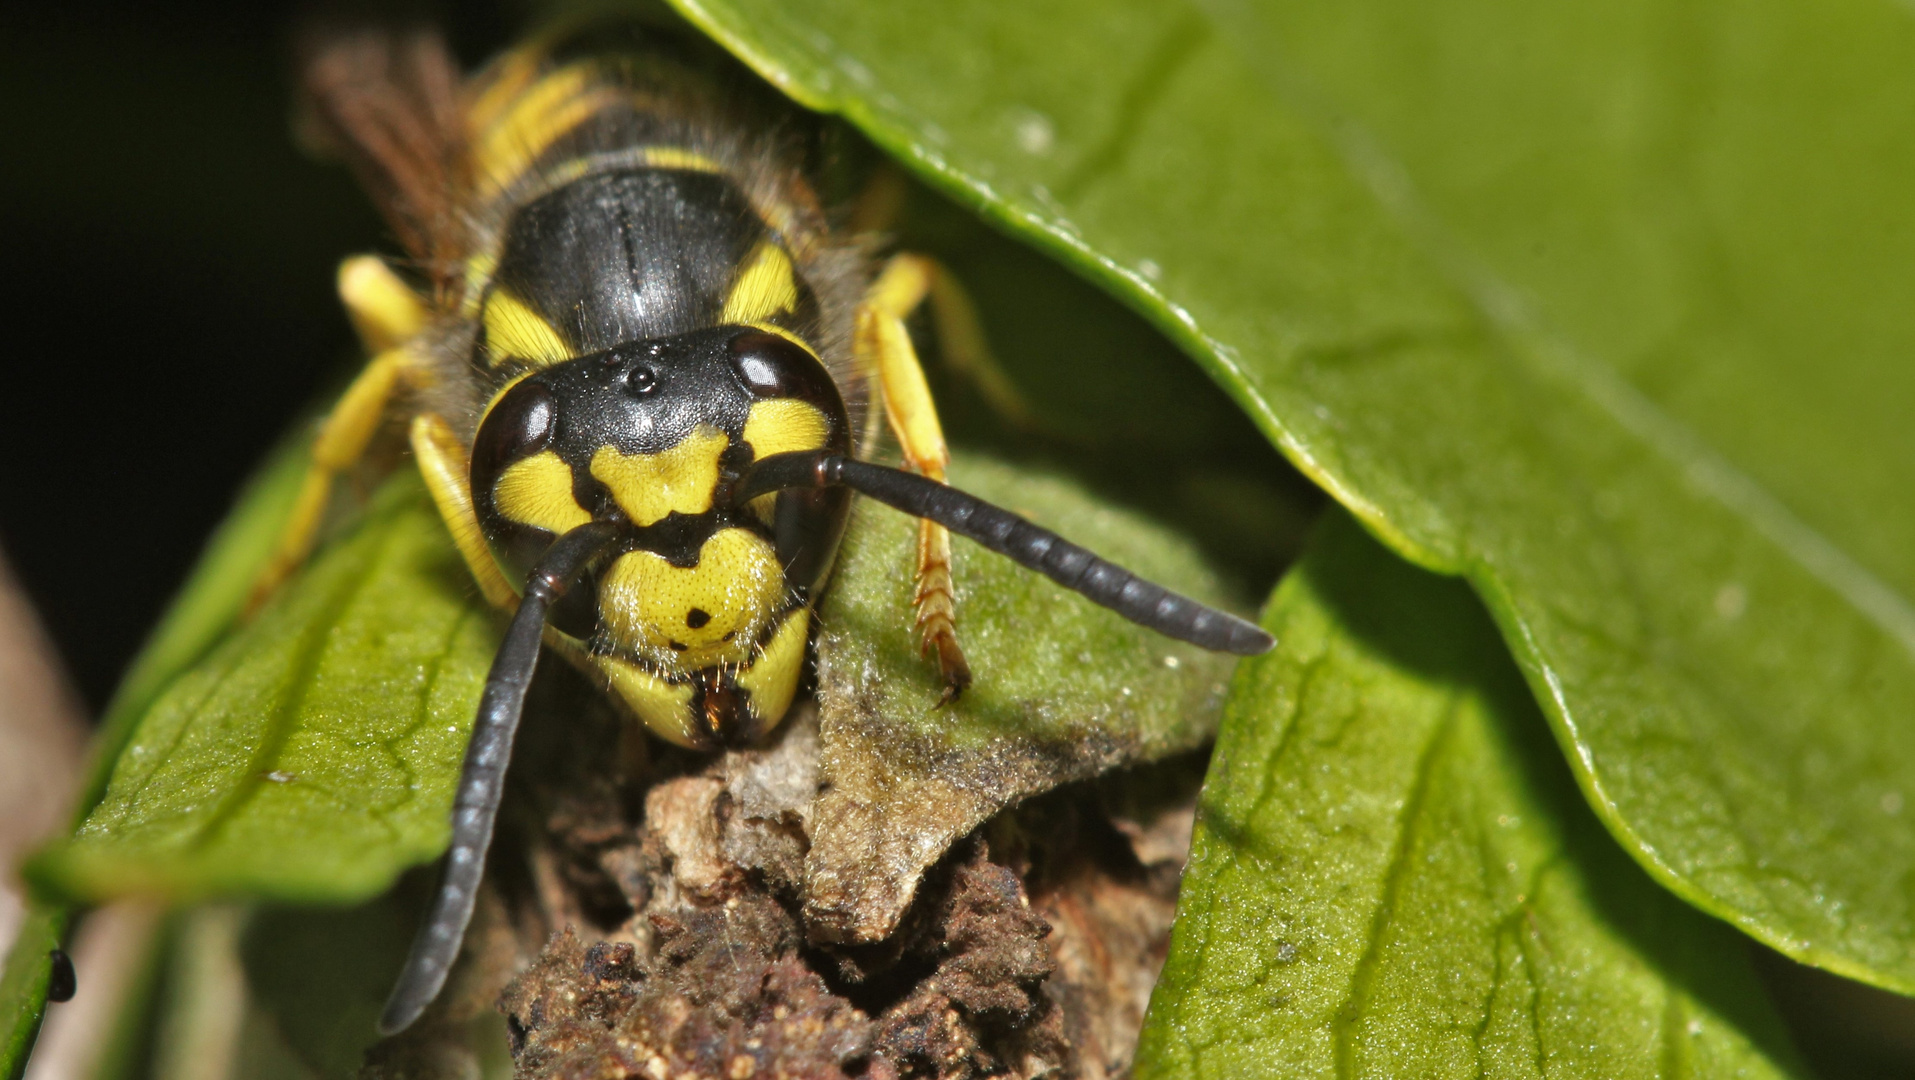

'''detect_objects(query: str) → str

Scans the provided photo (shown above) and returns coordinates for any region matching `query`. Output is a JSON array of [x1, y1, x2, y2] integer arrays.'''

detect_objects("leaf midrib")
[[185, 516, 401, 851]]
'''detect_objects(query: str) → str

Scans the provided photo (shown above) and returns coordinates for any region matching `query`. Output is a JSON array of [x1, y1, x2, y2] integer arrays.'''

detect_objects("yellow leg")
[[922, 266, 1036, 429], [410, 414, 518, 610], [247, 261, 429, 612], [337, 255, 429, 354], [245, 347, 419, 612], [846, 168, 1033, 429], [859, 254, 971, 696]]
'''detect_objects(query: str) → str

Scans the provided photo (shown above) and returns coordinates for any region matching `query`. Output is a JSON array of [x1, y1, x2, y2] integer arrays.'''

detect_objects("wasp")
[[267, 20, 1272, 1034]]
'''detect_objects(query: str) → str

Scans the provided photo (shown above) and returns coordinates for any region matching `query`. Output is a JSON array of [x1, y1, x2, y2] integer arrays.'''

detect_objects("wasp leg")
[[338, 254, 429, 353], [245, 258, 432, 612], [246, 345, 425, 612], [410, 414, 518, 610], [922, 264, 1037, 429], [849, 165, 1034, 429], [859, 253, 971, 696]]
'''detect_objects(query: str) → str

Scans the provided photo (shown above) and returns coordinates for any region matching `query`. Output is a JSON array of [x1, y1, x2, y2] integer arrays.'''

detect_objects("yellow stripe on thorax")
[[640, 146, 722, 173], [473, 64, 621, 198], [589, 427, 729, 527], [483, 289, 571, 367], [461, 251, 498, 317], [721, 241, 799, 325]]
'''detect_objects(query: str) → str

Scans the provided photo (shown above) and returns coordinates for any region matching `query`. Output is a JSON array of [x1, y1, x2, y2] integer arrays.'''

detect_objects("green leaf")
[[80, 430, 314, 825], [809, 452, 1244, 940], [1, 904, 68, 1080], [1136, 512, 1805, 1077], [665, 0, 1915, 990], [29, 474, 496, 905]]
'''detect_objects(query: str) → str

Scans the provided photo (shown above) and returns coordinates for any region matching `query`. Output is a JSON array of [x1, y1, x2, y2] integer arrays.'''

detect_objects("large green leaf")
[[29, 475, 496, 905], [1136, 512, 1804, 1077], [666, 0, 1915, 990]]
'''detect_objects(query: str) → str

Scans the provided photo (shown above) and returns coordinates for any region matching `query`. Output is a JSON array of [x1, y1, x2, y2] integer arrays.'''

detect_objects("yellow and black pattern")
[[433, 34, 860, 749], [466, 322, 851, 749]]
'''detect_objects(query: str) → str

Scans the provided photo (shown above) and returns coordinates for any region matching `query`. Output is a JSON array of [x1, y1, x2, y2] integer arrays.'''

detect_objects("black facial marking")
[[686, 607, 711, 629], [542, 327, 759, 459]]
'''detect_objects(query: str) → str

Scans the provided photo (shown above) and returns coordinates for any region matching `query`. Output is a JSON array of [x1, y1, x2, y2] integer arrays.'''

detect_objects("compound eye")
[[472, 379, 556, 477], [729, 330, 821, 398]]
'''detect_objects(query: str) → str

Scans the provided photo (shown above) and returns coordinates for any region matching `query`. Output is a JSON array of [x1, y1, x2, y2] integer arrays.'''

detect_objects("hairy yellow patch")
[[597, 528, 785, 670], [493, 450, 591, 534], [722, 241, 800, 324], [483, 289, 571, 367], [738, 606, 811, 726]]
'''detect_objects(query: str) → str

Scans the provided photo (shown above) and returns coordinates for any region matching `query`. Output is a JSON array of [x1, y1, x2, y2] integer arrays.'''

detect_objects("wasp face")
[[469, 325, 853, 747]]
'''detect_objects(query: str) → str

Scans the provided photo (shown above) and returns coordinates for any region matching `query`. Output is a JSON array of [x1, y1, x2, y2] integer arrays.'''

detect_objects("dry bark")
[[371, 690, 1204, 1080]]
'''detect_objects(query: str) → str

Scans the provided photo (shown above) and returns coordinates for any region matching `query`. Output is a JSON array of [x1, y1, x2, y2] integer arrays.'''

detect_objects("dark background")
[[0, 1, 512, 711]]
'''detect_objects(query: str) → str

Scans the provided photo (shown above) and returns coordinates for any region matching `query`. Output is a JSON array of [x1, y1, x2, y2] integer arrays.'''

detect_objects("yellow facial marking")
[[721, 241, 799, 325], [597, 529, 784, 670], [483, 289, 572, 367], [737, 606, 811, 726], [596, 656, 701, 749], [588, 427, 729, 527], [493, 450, 592, 534], [740, 398, 831, 524], [742, 399, 830, 460]]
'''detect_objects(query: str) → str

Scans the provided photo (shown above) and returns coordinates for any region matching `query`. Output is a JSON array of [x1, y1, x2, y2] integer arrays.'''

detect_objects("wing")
[[297, 23, 469, 300]]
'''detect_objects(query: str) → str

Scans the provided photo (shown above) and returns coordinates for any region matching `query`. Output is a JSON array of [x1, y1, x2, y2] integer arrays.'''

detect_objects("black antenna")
[[380, 520, 619, 1035], [736, 452, 1275, 656]]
